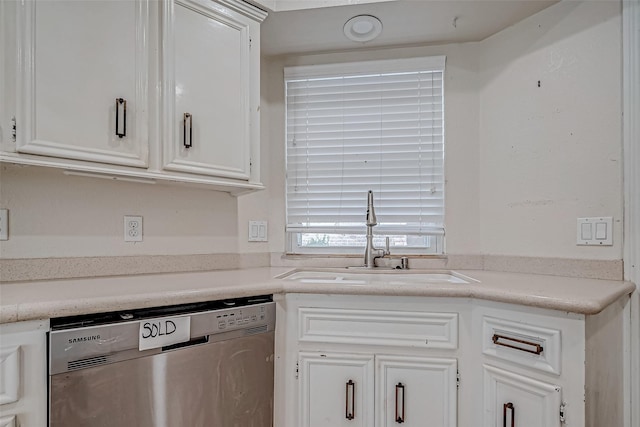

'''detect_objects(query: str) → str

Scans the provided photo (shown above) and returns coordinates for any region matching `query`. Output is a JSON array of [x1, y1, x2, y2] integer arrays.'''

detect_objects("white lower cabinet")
[[299, 352, 457, 427], [474, 302, 583, 427], [299, 353, 374, 427], [376, 355, 457, 427], [0, 416, 16, 427], [483, 365, 562, 427], [276, 293, 627, 427], [277, 294, 463, 427], [0, 319, 49, 427]]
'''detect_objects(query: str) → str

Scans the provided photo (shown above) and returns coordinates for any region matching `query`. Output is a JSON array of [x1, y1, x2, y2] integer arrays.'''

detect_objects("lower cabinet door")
[[0, 320, 48, 427], [376, 355, 458, 427], [483, 365, 562, 427], [299, 352, 375, 427], [0, 416, 16, 427]]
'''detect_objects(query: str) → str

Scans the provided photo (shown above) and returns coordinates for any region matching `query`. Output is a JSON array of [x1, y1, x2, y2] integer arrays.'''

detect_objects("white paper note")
[[139, 316, 191, 351]]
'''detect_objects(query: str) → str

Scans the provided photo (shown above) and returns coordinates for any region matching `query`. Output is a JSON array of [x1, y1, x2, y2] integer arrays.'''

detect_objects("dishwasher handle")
[[162, 336, 209, 352]]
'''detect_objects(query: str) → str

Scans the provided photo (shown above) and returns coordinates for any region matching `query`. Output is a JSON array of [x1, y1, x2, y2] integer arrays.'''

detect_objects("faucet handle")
[[385, 237, 390, 255]]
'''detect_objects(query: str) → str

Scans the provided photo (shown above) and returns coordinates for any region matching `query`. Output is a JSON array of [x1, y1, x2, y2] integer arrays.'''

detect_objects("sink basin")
[[278, 269, 476, 285]]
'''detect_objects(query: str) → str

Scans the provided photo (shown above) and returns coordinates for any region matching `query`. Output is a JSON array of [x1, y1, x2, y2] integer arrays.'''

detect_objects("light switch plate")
[[248, 221, 268, 242], [577, 217, 612, 246], [0, 209, 8, 241]]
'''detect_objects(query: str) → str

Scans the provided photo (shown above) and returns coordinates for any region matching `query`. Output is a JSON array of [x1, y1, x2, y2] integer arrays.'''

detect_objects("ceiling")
[[261, 0, 558, 56], [251, 0, 393, 12]]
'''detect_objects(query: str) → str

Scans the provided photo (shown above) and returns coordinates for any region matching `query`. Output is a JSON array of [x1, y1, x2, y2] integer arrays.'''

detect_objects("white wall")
[[0, 164, 239, 258], [478, 0, 623, 259], [258, 0, 624, 260], [0, 0, 624, 263], [236, 56, 284, 254]]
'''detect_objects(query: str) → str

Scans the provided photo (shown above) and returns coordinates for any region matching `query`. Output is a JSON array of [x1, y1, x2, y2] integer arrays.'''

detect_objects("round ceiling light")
[[343, 15, 383, 42]]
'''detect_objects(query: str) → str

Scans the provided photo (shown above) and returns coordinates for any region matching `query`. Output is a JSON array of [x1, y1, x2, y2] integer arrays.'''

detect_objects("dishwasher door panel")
[[50, 332, 274, 427]]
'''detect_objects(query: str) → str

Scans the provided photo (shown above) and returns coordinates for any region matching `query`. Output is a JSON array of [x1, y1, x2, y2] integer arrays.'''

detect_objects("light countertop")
[[0, 267, 635, 323]]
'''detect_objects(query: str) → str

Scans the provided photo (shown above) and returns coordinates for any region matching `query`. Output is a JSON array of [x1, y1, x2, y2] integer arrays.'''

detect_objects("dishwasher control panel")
[[213, 304, 268, 331], [50, 298, 275, 375]]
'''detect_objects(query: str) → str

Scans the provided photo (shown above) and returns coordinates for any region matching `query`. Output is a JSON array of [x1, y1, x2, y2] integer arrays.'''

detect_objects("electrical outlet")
[[124, 215, 143, 242], [0, 209, 8, 241]]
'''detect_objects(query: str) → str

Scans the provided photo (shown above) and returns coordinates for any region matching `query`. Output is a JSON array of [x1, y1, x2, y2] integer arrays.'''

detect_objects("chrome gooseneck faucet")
[[364, 190, 390, 268]]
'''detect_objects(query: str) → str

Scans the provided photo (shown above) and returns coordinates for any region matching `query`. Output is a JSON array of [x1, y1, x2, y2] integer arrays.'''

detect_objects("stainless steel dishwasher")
[[49, 295, 275, 427]]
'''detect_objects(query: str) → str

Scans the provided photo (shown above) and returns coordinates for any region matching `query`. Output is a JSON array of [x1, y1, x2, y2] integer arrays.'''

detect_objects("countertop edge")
[[0, 268, 636, 323], [10, 284, 285, 323]]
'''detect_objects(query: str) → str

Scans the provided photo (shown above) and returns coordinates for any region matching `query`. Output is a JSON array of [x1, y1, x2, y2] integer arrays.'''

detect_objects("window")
[[285, 56, 445, 254]]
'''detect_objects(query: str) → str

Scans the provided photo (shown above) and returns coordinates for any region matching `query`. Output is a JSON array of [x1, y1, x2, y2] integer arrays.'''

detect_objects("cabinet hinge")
[[456, 370, 460, 389], [249, 37, 252, 50], [559, 402, 567, 423], [11, 116, 16, 142], [295, 361, 299, 380]]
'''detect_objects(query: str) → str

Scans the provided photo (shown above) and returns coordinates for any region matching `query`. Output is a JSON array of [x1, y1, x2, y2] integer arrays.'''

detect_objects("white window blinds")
[[285, 57, 445, 238]]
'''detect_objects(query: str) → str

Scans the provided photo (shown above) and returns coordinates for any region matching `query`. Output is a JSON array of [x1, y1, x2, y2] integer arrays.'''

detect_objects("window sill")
[[281, 253, 448, 260], [274, 253, 450, 270]]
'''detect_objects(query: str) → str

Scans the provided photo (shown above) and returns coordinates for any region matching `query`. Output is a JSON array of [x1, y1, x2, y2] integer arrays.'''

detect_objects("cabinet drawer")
[[482, 316, 561, 375], [0, 346, 20, 405], [299, 307, 458, 349]]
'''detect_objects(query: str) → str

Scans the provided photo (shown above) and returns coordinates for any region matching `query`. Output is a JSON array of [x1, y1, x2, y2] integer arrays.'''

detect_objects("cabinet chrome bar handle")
[[345, 379, 355, 420], [395, 382, 405, 424], [492, 334, 543, 355], [503, 402, 514, 427], [115, 98, 126, 138], [183, 112, 193, 148]]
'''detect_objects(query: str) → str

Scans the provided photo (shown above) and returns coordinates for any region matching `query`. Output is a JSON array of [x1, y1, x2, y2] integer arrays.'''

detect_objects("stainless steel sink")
[[278, 269, 476, 285]]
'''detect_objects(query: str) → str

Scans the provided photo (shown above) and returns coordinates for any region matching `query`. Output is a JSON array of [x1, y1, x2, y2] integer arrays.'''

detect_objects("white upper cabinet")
[[162, 0, 262, 180], [2, 0, 266, 193], [16, 0, 150, 167]]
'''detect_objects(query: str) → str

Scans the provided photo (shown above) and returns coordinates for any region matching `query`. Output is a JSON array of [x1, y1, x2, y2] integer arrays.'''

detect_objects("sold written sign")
[[138, 316, 191, 351]]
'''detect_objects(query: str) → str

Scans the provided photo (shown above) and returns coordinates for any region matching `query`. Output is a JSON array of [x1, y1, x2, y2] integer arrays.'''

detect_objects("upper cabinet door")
[[16, 0, 150, 167], [162, 0, 258, 180]]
